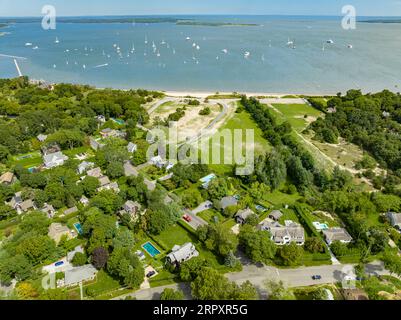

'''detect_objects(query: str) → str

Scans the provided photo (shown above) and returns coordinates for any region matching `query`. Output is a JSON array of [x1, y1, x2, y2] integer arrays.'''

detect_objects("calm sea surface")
[[1, 16, 401, 94]]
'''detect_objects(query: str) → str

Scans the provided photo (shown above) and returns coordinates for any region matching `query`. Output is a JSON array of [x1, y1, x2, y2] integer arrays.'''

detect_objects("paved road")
[[113, 260, 390, 300], [123, 161, 156, 191], [147, 97, 180, 115], [227, 261, 390, 290]]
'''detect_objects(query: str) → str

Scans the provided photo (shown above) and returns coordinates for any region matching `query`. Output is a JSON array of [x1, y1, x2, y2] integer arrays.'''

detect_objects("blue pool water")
[[74, 222, 83, 235], [142, 242, 160, 257], [111, 118, 125, 125]]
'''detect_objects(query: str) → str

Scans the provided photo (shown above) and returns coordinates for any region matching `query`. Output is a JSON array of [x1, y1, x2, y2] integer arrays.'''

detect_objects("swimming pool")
[[142, 242, 161, 257], [74, 222, 83, 235], [111, 118, 125, 125]]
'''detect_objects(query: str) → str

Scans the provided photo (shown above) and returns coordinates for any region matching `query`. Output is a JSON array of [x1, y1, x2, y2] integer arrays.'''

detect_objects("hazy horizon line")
[[1, 14, 401, 18]]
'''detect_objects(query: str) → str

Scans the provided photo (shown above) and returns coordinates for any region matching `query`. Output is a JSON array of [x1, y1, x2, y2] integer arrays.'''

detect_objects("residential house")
[[235, 208, 255, 224], [259, 221, 305, 245], [43, 151, 68, 169], [166, 243, 199, 267], [41, 143, 61, 155], [127, 142, 137, 153], [9, 194, 37, 215], [80, 196, 89, 207], [199, 173, 216, 189], [96, 115, 106, 124], [98, 175, 111, 187], [120, 200, 141, 221], [89, 137, 105, 151], [219, 196, 238, 210], [322, 228, 353, 246], [77, 161, 94, 175], [0, 172, 15, 185], [387, 212, 401, 231], [269, 210, 283, 222], [97, 181, 120, 193], [8, 192, 22, 209], [100, 128, 124, 139], [37, 134, 48, 142], [41, 203, 56, 218], [87, 167, 103, 178], [64, 265, 97, 287], [150, 155, 167, 168], [48, 223, 74, 244]]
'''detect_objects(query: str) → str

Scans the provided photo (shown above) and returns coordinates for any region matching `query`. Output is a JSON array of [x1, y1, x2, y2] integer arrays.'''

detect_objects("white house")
[[77, 161, 95, 175], [387, 212, 401, 231], [166, 243, 199, 266], [259, 221, 305, 246], [150, 155, 167, 168], [43, 151, 68, 169], [127, 142, 137, 153]]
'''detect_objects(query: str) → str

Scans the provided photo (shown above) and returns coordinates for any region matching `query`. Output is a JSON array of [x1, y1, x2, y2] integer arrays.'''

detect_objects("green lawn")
[[12, 151, 42, 168], [198, 209, 225, 224], [83, 270, 122, 299], [266, 190, 301, 206], [271, 103, 322, 132], [278, 208, 301, 225], [63, 146, 93, 159]]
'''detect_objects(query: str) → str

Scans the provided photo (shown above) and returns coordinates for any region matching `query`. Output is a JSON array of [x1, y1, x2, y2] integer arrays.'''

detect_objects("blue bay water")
[[1, 16, 401, 94]]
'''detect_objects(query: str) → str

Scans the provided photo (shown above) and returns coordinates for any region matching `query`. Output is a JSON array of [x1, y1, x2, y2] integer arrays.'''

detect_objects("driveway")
[[191, 201, 213, 215], [183, 209, 208, 230]]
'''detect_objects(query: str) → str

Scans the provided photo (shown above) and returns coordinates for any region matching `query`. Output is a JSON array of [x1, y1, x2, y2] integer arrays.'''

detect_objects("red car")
[[183, 214, 192, 222]]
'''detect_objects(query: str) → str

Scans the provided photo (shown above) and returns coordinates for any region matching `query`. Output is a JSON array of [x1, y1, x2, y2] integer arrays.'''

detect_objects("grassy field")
[[12, 151, 42, 168], [270, 103, 322, 133]]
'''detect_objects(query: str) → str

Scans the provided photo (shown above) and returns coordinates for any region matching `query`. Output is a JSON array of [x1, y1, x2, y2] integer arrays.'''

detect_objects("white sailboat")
[[222, 49, 228, 54], [25, 42, 32, 46], [186, 37, 191, 41], [55, 37, 59, 44], [145, 36, 148, 44], [347, 44, 353, 49], [32, 46, 39, 50], [244, 51, 251, 59]]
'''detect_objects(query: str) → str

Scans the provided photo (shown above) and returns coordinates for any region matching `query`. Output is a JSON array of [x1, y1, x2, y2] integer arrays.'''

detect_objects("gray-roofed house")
[[87, 167, 103, 178], [48, 223, 74, 244], [15, 199, 36, 215], [219, 196, 238, 210], [235, 208, 255, 224], [43, 151, 68, 169], [387, 212, 401, 231], [322, 228, 353, 246], [41, 203, 56, 218], [97, 181, 120, 193], [8, 191, 22, 209], [0, 172, 15, 185], [127, 142, 137, 153], [166, 243, 199, 267], [98, 176, 111, 187], [89, 137, 105, 151], [64, 264, 98, 287], [80, 196, 89, 207], [120, 200, 141, 221], [269, 210, 283, 221], [77, 161, 95, 175], [259, 221, 305, 245], [37, 134, 48, 142]]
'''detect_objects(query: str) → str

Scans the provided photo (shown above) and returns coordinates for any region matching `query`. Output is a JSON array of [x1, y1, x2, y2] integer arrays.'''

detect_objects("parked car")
[[183, 214, 192, 222], [55, 261, 64, 267], [312, 275, 322, 280], [146, 271, 156, 278]]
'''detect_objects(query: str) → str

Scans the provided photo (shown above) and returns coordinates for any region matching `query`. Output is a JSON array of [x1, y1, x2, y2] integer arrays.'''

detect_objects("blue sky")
[[1, 0, 401, 17]]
